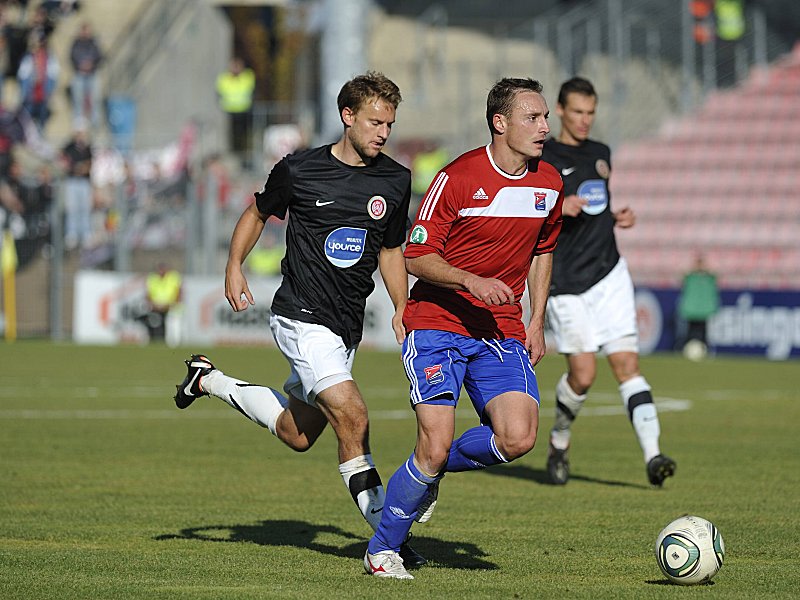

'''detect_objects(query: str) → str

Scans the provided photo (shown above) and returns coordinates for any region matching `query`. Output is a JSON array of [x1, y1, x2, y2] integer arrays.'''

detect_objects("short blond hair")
[[337, 71, 402, 117]]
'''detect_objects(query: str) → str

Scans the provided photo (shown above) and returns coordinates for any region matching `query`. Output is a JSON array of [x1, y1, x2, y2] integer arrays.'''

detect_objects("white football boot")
[[364, 550, 414, 579]]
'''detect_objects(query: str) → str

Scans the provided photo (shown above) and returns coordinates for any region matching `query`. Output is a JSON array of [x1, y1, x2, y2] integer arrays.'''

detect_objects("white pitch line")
[[0, 409, 236, 420], [0, 398, 691, 420]]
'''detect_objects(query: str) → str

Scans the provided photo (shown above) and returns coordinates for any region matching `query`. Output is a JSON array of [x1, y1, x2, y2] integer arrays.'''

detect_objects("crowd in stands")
[[0, 0, 188, 269], [0, 0, 104, 266]]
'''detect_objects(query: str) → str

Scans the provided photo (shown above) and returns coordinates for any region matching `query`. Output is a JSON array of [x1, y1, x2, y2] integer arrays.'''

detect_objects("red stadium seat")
[[612, 47, 800, 290]]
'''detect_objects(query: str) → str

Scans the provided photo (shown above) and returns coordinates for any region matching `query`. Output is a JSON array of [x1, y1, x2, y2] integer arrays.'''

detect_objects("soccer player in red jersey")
[[365, 78, 564, 579]]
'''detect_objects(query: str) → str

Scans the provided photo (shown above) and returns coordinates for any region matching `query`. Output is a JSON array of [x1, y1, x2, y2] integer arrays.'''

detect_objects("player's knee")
[[615, 368, 641, 385], [416, 445, 450, 476], [497, 429, 538, 461], [568, 371, 594, 394]]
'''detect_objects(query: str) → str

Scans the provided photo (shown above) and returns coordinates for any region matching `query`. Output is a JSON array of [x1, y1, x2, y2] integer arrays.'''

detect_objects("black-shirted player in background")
[[541, 77, 676, 487], [172, 72, 426, 566]]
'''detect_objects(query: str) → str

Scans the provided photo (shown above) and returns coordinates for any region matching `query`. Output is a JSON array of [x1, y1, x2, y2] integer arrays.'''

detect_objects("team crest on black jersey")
[[595, 159, 610, 179], [367, 195, 386, 220]]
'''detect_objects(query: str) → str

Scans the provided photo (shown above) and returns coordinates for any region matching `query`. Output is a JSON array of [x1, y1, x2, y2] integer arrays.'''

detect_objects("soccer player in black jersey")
[[173, 72, 425, 566], [541, 77, 676, 487]]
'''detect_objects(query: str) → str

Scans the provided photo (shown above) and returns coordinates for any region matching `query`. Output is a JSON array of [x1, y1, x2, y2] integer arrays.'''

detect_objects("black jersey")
[[541, 138, 620, 295], [255, 145, 411, 347]]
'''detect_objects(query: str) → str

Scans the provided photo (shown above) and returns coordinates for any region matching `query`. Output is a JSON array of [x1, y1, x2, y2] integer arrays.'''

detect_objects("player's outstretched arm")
[[225, 203, 267, 312], [406, 253, 515, 306], [378, 245, 408, 344]]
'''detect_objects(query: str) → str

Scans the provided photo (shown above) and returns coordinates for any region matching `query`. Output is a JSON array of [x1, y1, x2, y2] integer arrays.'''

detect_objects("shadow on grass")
[[155, 520, 497, 570], [483, 463, 648, 489], [645, 579, 716, 587]]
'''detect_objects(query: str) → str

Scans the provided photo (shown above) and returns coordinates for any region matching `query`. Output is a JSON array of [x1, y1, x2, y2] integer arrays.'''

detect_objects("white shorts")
[[270, 314, 357, 406], [546, 258, 639, 355]]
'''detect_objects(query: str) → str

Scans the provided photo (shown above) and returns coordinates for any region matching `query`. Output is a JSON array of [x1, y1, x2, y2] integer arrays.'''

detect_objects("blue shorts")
[[402, 329, 541, 421]]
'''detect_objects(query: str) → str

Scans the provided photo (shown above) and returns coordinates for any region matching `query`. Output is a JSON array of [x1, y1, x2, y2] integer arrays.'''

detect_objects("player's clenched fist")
[[466, 275, 515, 306]]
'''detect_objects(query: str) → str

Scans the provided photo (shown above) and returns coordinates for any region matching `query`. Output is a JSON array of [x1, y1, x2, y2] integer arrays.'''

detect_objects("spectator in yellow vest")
[[145, 262, 182, 343], [216, 57, 255, 162], [715, 0, 745, 41]]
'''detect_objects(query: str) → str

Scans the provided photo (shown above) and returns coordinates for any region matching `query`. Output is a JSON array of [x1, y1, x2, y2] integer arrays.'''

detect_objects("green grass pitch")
[[1, 342, 799, 599]]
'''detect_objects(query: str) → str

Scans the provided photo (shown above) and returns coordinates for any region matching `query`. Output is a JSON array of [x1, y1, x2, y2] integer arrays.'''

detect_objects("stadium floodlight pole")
[[734, 41, 748, 83], [49, 180, 64, 341], [702, 16, 716, 93], [681, 0, 696, 113], [556, 18, 573, 81], [607, 0, 625, 151], [113, 182, 130, 273], [414, 3, 448, 106], [555, 1, 590, 80], [184, 178, 198, 277], [457, 60, 472, 154], [317, 0, 369, 144], [532, 17, 550, 78], [202, 170, 217, 277], [587, 19, 601, 64], [752, 4, 767, 69], [646, 22, 662, 81]]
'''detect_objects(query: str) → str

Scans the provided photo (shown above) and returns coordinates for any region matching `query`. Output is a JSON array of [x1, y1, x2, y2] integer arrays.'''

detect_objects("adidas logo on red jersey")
[[472, 187, 489, 200]]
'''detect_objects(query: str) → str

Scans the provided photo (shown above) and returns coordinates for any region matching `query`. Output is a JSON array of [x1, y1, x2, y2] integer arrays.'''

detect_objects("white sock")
[[550, 373, 587, 450], [201, 370, 288, 435], [620, 375, 661, 462], [338, 454, 385, 532]]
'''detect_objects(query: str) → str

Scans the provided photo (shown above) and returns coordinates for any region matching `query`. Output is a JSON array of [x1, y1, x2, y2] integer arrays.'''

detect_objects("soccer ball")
[[655, 515, 725, 585], [682, 339, 708, 362]]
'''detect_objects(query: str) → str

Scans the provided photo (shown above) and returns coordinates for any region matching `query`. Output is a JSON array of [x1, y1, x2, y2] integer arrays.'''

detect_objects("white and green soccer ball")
[[655, 515, 725, 585], [683, 339, 708, 362]]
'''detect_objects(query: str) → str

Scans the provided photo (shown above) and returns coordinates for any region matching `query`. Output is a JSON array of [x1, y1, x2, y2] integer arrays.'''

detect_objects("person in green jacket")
[[677, 253, 720, 360]]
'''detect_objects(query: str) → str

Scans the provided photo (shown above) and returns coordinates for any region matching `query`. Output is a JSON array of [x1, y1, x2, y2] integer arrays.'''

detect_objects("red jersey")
[[404, 145, 563, 341]]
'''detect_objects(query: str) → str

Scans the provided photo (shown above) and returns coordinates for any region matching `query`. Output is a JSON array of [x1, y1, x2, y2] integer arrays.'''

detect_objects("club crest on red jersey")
[[424, 364, 444, 385], [534, 192, 547, 210]]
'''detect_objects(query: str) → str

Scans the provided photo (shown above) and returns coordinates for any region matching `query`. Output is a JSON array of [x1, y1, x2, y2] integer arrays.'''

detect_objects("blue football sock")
[[445, 425, 508, 472], [368, 454, 437, 554]]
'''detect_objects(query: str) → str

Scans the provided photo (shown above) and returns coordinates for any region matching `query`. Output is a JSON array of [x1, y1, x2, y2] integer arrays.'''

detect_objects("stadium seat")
[[612, 45, 800, 290]]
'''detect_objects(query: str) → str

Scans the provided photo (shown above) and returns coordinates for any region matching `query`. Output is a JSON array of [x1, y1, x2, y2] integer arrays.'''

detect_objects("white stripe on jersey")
[[458, 187, 559, 218], [419, 172, 449, 221]]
